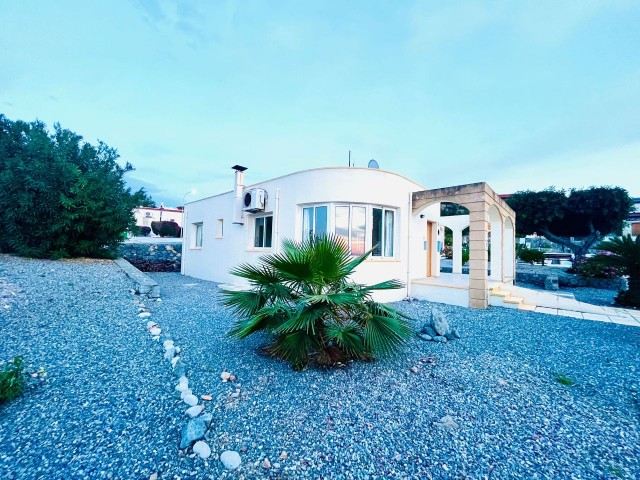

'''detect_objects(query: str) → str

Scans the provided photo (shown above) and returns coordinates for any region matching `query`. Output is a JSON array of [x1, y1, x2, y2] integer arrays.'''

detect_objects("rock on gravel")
[[192, 441, 211, 459], [179, 417, 208, 449], [220, 450, 241, 470]]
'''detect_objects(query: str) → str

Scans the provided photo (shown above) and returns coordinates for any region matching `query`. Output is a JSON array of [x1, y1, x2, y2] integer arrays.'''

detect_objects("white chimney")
[[232, 165, 247, 224]]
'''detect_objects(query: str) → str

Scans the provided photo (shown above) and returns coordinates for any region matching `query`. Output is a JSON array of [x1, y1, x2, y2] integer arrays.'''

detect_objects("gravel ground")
[[0, 255, 182, 479], [2, 256, 639, 479]]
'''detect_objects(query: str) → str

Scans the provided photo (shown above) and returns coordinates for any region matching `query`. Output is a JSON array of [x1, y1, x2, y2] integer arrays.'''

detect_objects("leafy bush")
[[517, 247, 545, 265], [224, 235, 413, 370], [571, 254, 626, 279], [0, 115, 155, 258], [591, 235, 640, 307], [0, 356, 26, 403], [151, 221, 181, 237], [140, 226, 151, 236]]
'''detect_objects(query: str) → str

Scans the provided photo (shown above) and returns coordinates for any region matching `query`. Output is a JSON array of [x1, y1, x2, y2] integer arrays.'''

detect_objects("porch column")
[[468, 206, 489, 309], [452, 227, 463, 274]]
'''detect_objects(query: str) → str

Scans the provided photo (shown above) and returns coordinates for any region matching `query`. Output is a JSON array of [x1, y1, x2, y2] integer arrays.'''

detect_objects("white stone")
[[178, 376, 189, 385], [138, 311, 152, 318], [220, 371, 231, 381], [183, 394, 198, 406], [163, 340, 174, 349], [185, 404, 205, 418], [149, 327, 161, 336], [220, 450, 241, 470], [175, 383, 189, 392], [180, 389, 193, 399], [164, 348, 176, 361], [146, 321, 157, 329], [193, 441, 211, 459]]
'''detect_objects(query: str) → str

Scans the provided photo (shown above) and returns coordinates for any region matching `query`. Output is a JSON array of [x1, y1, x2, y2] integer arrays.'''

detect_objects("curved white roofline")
[[188, 166, 427, 205]]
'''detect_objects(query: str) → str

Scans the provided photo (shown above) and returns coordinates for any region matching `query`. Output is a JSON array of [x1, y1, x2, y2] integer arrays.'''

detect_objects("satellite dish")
[[368, 159, 379, 169]]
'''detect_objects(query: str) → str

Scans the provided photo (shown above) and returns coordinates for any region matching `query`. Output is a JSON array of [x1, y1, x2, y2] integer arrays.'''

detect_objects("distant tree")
[[505, 187, 633, 263], [0, 114, 151, 258], [133, 189, 156, 208]]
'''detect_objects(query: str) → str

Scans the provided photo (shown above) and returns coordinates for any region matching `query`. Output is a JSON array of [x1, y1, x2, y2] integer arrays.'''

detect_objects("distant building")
[[624, 197, 640, 238], [133, 205, 184, 234]]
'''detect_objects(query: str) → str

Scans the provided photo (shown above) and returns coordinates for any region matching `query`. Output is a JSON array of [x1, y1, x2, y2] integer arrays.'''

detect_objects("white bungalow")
[[181, 165, 516, 309]]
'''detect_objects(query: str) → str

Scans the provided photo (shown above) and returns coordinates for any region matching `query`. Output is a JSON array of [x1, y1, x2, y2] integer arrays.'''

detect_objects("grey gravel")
[[2, 255, 639, 479], [0, 255, 182, 479], [147, 271, 640, 479]]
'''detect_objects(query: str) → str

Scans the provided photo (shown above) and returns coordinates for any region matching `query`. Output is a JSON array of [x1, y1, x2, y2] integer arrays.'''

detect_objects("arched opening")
[[440, 202, 470, 276], [504, 217, 515, 280], [488, 205, 503, 281]]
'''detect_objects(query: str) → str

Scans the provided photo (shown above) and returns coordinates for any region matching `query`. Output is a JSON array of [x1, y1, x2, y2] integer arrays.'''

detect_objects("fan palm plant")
[[223, 235, 413, 370], [592, 235, 640, 307]]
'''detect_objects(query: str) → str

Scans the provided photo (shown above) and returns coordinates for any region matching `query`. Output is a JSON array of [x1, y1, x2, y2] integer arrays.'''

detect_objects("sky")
[[1, 0, 639, 206]]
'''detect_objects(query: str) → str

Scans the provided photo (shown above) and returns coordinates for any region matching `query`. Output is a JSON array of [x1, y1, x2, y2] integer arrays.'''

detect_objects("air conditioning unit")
[[145, 212, 152, 217], [242, 188, 267, 213]]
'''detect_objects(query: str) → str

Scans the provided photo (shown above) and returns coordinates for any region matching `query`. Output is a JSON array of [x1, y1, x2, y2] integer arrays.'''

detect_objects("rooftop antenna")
[[368, 159, 379, 169]]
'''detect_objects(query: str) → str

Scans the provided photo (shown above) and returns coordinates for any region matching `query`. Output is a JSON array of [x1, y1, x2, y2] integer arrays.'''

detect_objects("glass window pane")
[[195, 223, 203, 247], [254, 217, 264, 247], [302, 207, 313, 240], [265, 216, 273, 248], [372, 208, 382, 256], [335, 206, 349, 249], [384, 210, 394, 257], [315, 206, 327, 238], [351, 206, 366, 255]]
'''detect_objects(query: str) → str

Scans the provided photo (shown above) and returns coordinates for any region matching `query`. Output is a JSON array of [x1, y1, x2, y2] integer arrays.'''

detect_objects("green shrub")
[[571, 254, 625, 279], [518, 247, 545, 265], [151, 221, 181, 237], [0, 115, 155, 258], [591, 235, 640, 307], [0, 356, 26, 403], [224, 235, 413, 370]]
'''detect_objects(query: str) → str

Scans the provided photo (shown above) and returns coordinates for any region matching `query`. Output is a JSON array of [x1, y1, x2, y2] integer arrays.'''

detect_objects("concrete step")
[[518, 303, 536, 312]]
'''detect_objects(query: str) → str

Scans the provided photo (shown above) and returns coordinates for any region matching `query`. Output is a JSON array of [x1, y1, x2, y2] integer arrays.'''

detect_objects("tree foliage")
[[0, 114, 154, 258], [224, 235, 413, 370], [505, 187, 633, 261]]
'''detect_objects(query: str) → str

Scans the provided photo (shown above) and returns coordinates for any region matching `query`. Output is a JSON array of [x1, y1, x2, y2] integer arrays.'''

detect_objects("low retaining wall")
[[515, 264, 627, 291], [118, 242, 182, 272]]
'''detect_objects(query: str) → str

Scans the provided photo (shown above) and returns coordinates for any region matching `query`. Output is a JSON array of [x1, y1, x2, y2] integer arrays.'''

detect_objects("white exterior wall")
[[182, 167, 425, 302]]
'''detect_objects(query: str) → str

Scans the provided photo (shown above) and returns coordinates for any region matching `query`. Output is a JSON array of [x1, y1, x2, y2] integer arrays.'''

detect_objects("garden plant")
[[224, 235, 413, 370], [591, 235, 640, 307]]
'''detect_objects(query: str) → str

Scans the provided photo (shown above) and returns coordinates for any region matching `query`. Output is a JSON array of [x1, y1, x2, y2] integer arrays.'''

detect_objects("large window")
[[254, 215, 273, 248], [302, 205, 328, 240], [334, 205, 375, 256], [372, 208, 394, 257]]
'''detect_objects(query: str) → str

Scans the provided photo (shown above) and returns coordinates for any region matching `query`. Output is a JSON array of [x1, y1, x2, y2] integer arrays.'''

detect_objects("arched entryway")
[[412, 182, 516, 309]]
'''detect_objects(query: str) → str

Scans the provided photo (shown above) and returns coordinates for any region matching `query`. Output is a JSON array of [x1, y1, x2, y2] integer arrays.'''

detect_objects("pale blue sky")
[[2, 0, 639, 206]]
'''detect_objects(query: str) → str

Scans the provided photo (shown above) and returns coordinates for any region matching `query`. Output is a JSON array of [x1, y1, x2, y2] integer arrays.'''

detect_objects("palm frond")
[[268, 330, 318, 370], [325, 320, 367, 358], [363, 306, 413, 356], [229, 263, 283, 285], [228, 302, 290, 338], [221, 289, 266, 317], [361, 279, 405, 291], [272, 301, 328, 335]]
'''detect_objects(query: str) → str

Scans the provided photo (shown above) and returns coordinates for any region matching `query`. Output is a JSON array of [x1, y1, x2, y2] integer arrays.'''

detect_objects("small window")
[[192, 223, 203, 248], [372, 208, 395, 257], [216, 219, 224, 239], [632, 222, 640, 237], [302, 205, 328, 240], [254, 215, 273, 248]]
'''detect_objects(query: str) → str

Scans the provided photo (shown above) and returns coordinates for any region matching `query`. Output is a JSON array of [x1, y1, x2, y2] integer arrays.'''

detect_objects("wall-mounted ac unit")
[[145, 212, 152, 217], [243, 188, 267, 213]]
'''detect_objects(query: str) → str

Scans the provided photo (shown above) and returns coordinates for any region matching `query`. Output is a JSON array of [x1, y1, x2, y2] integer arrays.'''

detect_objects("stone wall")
[[515, 264, 627, 291], [118, 242, 182, 272]]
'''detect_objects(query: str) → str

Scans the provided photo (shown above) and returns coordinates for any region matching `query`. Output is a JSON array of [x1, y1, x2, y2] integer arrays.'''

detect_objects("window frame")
[[191, 222, 203, 249], [252, 214, 273, 249]]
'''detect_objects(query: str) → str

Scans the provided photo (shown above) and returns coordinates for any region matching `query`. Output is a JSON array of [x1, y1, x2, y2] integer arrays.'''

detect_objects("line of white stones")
[[134, 299, 244, 473]]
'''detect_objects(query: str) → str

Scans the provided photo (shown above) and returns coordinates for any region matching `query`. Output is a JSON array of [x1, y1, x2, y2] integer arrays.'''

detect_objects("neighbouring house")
[[624, 197, 640, 238], [133, 205, 184, 234], [182, 165, 516, 309]]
